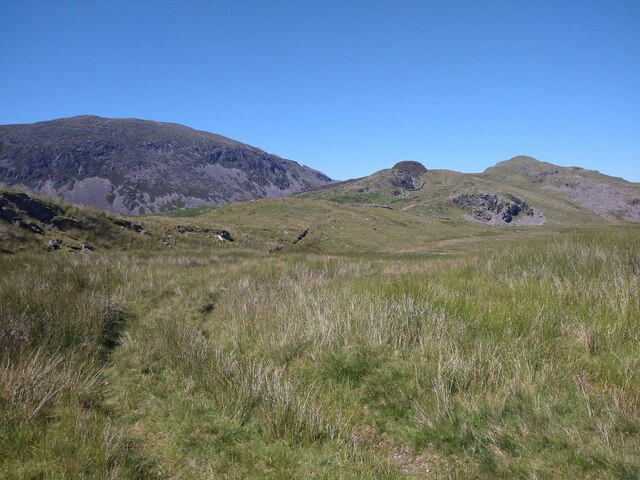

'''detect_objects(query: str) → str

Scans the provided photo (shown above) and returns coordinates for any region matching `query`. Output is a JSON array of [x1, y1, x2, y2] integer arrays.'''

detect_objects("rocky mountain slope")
[[0, 116, 332, 214], [482, 156, 640, 221]]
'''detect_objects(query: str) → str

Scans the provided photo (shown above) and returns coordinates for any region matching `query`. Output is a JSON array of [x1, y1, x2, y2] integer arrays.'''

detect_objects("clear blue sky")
[[1, 0, 639, 181]]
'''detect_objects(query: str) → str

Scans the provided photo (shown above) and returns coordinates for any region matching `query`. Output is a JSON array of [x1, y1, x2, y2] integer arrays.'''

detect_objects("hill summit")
[[301, 155, 640, 224], [392, 161, 428, 176]]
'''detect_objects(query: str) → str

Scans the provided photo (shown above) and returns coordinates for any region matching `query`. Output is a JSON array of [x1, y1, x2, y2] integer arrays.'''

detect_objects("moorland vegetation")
[[1, 189, 638, 478]]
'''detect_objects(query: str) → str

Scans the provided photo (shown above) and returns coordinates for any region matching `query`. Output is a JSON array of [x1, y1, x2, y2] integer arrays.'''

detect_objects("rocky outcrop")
[[113, 219, 149, 234], [0, 191, 151, 253], [1, 192, 58, 223], [0, 192, 60, 234], [388, 171, 419, 190], [453, 192, 545, 225], [390, 162, 427, 191]]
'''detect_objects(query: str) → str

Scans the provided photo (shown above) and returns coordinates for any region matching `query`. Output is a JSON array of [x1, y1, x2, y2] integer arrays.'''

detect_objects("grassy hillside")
[[1, 190, 639, 478], [299, 157, 640, 225]]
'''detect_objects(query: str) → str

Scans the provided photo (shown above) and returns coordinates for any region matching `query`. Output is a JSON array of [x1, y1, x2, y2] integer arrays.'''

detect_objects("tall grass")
[[0, 253, 149, 479], [1, 228, 638, 478]]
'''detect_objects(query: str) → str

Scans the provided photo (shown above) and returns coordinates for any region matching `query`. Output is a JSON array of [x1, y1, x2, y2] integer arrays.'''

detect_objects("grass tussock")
[[1, 227, 639, 478]]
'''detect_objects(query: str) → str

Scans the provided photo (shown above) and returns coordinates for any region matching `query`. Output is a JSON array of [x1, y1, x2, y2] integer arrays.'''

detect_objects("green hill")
[[299, 156, 640, 226]]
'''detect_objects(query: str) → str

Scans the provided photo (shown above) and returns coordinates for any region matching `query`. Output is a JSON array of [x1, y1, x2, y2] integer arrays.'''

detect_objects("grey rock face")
[[0, 116, 332, 215], [453, 192, 545, 225]]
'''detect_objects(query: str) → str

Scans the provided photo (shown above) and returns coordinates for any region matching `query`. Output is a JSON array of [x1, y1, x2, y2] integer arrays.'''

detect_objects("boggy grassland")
[[1, 227, 639, 478]]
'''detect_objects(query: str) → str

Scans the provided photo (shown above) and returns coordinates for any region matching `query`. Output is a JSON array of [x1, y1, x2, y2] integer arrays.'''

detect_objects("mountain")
[[2, 155, 639, 256], [0, 116, 332, 214], [300, 156, 640, 225], [2, 115, 637, 228]]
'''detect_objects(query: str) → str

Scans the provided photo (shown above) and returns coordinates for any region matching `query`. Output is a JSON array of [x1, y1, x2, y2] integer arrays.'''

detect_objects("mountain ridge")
[[2, 115, 638, 223], [300, 156, 640, 224]]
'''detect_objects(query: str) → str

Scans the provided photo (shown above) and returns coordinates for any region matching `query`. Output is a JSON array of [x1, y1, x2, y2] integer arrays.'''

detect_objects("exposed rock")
[[453, 192, 545, 225], [388, 163, 426, 191], [174, 225, 231, 241], [0, 206, 20, 223], [68, 242, 95, 253], [0, 189, 158, 251], [1, 207, 45, 234], [0, 193, 59, 223], [20, 221, 44, 234], [293, 229, 309, 244], [388, 171, 417, 190], [70, 243, 92, 254], [216, 230, 233, 242], [80, 243, 94, 253], [113, 219, 133, 229], [113, 219, 149, 234], [484, 156, 640, 221], [0, 192, 87, 233], [47, 238, 62, 250]]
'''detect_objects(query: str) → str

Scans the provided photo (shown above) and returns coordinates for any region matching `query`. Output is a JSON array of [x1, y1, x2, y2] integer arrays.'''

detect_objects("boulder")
[[47, 239, 62, 250], [216, 230, 233, 242]]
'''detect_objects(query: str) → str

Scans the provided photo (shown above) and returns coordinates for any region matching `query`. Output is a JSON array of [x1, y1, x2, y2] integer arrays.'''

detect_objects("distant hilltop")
[[392, 161, 428, 176], [299, 155, 640, 224]]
